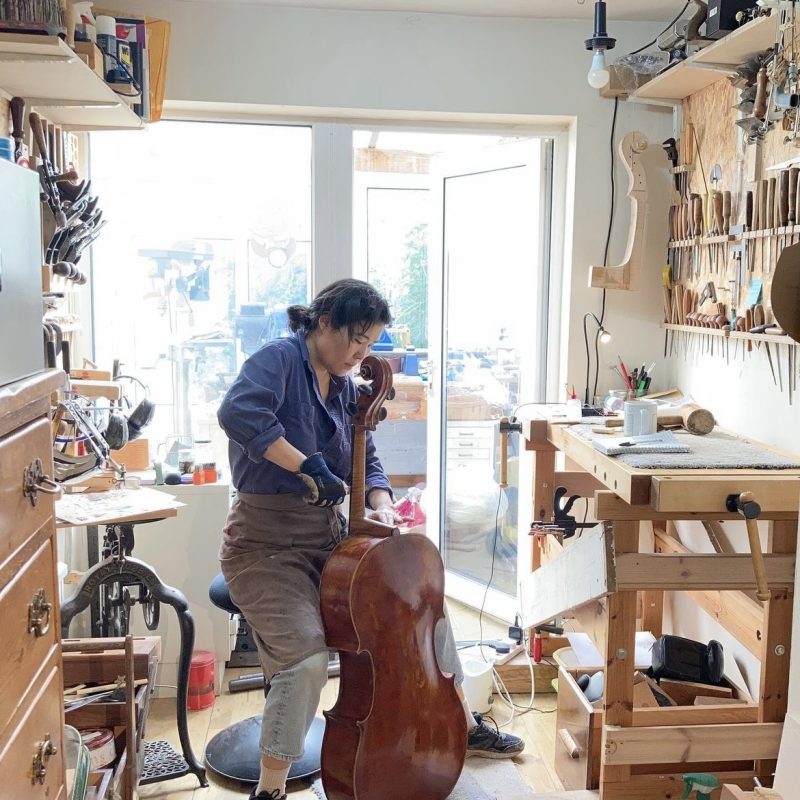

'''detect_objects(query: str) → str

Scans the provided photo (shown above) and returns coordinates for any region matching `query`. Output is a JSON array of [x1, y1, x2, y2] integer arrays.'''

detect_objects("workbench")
[[520, 407, 799, 800]]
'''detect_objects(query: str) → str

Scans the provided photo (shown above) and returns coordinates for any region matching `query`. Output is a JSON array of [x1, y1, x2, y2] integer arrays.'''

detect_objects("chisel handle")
[[745, 190, 754, 230], [754, 67, 769, 119], [713, 191, 724, 235], [780, 169, 791, 227], [722, 190, 732, 234], [28, 112, 49, 162], [790, 168, 799, 224]]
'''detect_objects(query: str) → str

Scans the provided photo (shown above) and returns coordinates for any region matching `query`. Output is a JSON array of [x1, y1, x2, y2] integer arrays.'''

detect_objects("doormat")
[[311, 758, 533, 799]]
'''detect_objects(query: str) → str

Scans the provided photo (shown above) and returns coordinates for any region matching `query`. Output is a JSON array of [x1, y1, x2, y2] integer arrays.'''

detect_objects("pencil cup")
[[623, 400, 657, 436]]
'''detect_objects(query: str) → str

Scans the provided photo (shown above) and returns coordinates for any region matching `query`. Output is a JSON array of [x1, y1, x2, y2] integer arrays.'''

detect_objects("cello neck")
[[348, 355, 395, 537], [349, 425, 368, 532]]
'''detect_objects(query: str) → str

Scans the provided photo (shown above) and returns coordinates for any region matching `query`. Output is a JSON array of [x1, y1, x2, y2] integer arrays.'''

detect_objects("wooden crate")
[[555, 667, 758, 792]]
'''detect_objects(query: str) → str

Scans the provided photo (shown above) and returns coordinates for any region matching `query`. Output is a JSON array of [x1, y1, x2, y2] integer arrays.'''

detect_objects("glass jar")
[[178, 448, 195, 475], [192, 465, 206, 485], [203, 463, 217, 484], [603, 389, 629, 415]]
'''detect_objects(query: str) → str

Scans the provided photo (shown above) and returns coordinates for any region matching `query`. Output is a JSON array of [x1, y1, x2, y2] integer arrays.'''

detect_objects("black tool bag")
[[649, 635, 725, 686]]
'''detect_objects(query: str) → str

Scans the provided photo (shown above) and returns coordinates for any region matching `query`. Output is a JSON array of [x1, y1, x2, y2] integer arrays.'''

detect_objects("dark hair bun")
[[287, 305, 313, 332]]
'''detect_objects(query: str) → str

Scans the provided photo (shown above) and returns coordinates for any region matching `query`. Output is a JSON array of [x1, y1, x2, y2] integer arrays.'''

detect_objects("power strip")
[[457, 640, 526, 666]]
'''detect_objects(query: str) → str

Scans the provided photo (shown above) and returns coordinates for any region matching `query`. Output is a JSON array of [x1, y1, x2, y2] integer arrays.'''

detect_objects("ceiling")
[[194, 0, 684, 21]]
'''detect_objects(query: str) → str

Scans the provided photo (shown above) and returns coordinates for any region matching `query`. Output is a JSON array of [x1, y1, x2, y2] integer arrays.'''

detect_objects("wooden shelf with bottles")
[[630, 13, 778, 102], [0, 32, 142, 130]]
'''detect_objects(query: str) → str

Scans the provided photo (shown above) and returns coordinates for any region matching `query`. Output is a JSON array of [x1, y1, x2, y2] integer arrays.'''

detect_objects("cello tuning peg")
[[357, 384, 373, 396], [346, 401, 359, 417], [379, 408, 388, 421], [387, 387, 396, 401]]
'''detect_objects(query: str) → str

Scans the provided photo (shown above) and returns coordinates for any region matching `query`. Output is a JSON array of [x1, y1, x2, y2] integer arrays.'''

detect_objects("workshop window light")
[[585, 1, 616, 89]]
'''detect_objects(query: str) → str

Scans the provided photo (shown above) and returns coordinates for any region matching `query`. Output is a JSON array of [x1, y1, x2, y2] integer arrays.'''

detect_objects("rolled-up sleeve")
[[218, 346, 288, 463], [365, 430, 393, 501]]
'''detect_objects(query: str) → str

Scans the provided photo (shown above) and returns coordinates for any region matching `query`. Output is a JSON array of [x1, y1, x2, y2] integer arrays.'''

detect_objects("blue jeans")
[[259, 612, 465, 760]]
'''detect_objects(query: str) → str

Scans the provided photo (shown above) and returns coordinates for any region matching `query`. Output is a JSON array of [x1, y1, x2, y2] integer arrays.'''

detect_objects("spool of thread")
[[95, 15, 117, 82]]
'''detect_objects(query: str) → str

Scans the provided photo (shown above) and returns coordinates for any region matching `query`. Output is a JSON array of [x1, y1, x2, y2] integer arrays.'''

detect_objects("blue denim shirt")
[[218, 331, 392, 499]]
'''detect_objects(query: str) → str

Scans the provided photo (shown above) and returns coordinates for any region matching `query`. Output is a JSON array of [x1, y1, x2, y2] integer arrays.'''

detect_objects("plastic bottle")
[[192, 465, 205, 485], [95, 15, 117, 82]]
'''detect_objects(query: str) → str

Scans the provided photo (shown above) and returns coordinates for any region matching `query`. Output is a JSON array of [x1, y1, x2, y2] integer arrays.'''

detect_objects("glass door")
[[426, 139, 551, 621]]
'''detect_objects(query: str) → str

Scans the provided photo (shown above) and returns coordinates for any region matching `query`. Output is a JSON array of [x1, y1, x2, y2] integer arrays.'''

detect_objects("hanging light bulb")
[[588, 48, 610, 89], [584, 1, 616, 89], [598, 325, 612, 344]]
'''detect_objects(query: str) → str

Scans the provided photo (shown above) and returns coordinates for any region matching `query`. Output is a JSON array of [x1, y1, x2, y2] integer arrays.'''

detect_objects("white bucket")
[[460, 657, 494, 714]]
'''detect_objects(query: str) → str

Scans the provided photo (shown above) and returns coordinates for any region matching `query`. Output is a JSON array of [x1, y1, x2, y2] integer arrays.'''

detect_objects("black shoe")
[[249, 789, 286, 800], [466, 713, 525, 759]]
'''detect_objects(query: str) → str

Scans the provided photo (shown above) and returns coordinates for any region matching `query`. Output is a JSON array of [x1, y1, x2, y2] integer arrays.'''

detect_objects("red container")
[[188, 650, 215, 710]]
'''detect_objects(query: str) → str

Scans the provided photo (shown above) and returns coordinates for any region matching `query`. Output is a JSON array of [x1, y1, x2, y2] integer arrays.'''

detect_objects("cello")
[[320, 355, 466, 800]]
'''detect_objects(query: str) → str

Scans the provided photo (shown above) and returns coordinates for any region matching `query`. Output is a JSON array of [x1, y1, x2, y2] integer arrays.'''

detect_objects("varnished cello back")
[[319, 356, 466, 800]]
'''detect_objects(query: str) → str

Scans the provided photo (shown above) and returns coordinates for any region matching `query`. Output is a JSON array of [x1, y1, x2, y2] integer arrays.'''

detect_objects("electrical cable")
[[584, 97, 618, 406], [477, 485, 505, 663], [625, 1, 691, 57]]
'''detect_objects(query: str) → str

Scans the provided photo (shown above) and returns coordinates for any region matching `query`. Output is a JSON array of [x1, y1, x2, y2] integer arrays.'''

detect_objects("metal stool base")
[[205, 716, 324, 783], [140, 739, 191, 785]]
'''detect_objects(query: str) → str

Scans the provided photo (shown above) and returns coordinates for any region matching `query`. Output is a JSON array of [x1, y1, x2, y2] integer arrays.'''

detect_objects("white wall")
[[114, 0, 672, 402]]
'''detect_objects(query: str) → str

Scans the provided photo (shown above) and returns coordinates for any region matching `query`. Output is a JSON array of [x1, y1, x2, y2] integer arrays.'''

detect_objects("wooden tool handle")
[[558, 728, 581, 759], [713, 191, 724, 235], [754, 67, 769, 119], [28, 112, 49, 161], [745, 190, 754, 230], [739, 491, 771, 602], [605, 402, 715, 434], [745, 308, 753, 351], [790, 168, 799, 224], [9, 96, 25, 143], [722, 190, 732, 233], [766, 178, 776, 229], [692, 194, 703, 237], [779, 169, 790, 227]]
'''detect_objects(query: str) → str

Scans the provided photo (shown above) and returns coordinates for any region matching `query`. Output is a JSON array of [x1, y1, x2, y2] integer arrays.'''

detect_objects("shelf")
[[664, 323, 798, 345], [0, 33, 142, 130], [630, 14, 778, 102]]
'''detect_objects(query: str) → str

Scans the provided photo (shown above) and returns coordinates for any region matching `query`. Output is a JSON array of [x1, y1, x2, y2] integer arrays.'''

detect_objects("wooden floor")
[[137, 602, 566, 799]]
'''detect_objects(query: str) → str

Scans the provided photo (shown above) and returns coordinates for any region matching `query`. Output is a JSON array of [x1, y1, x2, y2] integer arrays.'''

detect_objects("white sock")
[[462, 695, 479, 732], [257, 761, 291, 796]]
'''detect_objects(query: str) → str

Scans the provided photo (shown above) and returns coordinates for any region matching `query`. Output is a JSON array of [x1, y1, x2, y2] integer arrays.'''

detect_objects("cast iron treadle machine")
[[60, 517, 208, 788]]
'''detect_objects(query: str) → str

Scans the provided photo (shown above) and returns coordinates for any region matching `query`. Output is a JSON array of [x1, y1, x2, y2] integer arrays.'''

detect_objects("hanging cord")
[[584, 97, 618, 405], [625, 1, 691, 57]]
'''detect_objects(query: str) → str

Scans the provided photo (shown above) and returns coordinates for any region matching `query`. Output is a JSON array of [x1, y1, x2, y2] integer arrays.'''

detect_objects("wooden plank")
[[520, 525, 615, 628], [657, 678, 732, 706], [757, 519, 796, 779], [603, 722, 783, 765], [639, 590, 663, 638], [651, 475, 800, 514], [632, 703, 758, 726], [615, 553, 796, 591], [494, 657, 558, 694], [549, 426, 651, 506], [595, 491, 797, 522], [602, 773, 758, 800], [570, 598, 609, 659], [654, 529, 764, 657], [600, 520, 639, 785], [532, 448, 557, 523]]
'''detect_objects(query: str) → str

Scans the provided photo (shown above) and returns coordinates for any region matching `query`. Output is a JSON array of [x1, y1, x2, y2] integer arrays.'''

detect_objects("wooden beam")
[[520, 525, 614, 628], [757, 519, 796, 779], [603, 722, 783, 766], [601, 773, 759, 800], [555, 470, 605, 498], [654, 529, 764, 658], [600, 520, 639, 786], [570, 598, 609, 657], [651, 475, 800, 514], [615, 553, 796, 591], [632, 703, 758, 726], [639, 590, 664, 638], [532, 448, 557, 523], [595, 491, 797, 522]]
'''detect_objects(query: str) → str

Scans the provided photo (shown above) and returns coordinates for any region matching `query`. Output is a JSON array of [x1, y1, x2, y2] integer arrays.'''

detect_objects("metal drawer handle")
[[31, 733, 57, 785], [22, 458, 61, 506], [28, 589, 52, 638]]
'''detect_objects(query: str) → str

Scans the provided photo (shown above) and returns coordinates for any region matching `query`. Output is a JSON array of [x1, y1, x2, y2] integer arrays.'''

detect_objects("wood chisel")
[[713, 191, 724, 272]]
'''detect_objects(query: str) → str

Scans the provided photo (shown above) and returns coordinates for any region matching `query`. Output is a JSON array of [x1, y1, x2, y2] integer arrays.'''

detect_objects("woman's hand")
[[367, 505, 410, 527]]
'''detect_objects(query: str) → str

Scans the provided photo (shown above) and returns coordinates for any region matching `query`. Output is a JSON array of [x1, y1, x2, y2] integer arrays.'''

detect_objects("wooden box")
[[555, 666, 757, 791], [74, 41, 105, 79], [63, 636, 161, 686]]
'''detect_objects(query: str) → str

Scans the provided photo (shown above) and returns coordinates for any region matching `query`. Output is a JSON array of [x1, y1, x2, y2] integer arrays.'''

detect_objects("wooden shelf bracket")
[[589, 131, 649, 291]]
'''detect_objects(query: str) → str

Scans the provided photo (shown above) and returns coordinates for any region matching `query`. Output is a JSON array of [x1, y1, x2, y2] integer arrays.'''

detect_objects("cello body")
[[320, 356, 466, 800]]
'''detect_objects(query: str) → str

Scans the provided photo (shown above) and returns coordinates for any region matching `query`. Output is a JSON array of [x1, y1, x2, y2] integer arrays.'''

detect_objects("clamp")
[[529, 486, 596, 539]]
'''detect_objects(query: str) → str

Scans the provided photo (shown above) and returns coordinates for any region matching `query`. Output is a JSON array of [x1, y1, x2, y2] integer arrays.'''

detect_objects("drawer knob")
[[31, 733, 57, 785], [22, 458, 61, 507], [28, 588, 52, 638]]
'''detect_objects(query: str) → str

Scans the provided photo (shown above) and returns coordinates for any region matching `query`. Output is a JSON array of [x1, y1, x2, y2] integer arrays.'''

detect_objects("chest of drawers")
[[0, 370, 67, 799]]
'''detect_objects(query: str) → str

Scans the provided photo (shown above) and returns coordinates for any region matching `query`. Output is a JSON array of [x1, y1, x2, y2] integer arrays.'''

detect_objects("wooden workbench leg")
[[640, 522, 664, 637], [531, 447, 556, 572], [756, 518, 796, 782], [600, 519, 639, 797]]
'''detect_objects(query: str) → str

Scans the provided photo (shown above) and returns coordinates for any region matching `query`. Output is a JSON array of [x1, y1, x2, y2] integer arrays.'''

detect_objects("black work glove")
[[296, 452, 347, 507]]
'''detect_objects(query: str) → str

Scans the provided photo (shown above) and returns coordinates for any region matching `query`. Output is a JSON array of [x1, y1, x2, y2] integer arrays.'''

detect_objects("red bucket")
[[188, 650, 215, 710]]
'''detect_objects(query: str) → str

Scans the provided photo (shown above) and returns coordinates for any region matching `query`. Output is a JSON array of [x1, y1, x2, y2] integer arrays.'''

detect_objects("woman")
[[218, 279, 523, 800]]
